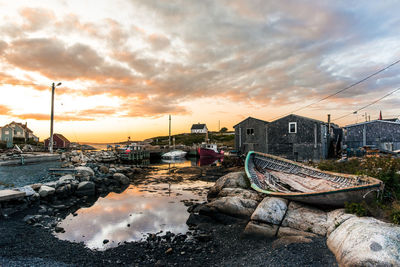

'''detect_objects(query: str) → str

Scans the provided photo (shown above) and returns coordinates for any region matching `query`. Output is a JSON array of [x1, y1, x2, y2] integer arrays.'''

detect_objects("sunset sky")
[[0, 1, 399, 142]]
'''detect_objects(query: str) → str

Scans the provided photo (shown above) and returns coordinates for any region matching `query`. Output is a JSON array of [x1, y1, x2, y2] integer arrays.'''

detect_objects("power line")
[[270, 58, 400, 121], [332, 86, 400, 122]]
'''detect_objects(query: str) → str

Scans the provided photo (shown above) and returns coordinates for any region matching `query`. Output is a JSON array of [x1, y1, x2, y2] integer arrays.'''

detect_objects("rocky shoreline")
[[3, 152, 396, 266]]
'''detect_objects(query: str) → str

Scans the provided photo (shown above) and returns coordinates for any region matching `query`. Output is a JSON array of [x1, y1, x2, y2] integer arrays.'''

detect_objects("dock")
[[0, 189, 25, 202], [0, 153, 60, 166]]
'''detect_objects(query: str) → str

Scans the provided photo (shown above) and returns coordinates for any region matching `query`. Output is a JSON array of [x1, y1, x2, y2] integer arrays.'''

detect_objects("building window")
[[289, 122, 297, 133], [14, 130, 17, 135], [5, 130, 9, 135], [246, 128, 254, 135]]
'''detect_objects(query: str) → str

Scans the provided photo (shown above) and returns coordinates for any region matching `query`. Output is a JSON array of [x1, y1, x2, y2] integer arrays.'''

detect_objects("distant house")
[[0, 121, 39, 144], [344, 119, 400, 151], [233, 117, 269, 153], [234, 114, 341, 161], [44, 133, 70, 149], [191, 123, 208, 134]]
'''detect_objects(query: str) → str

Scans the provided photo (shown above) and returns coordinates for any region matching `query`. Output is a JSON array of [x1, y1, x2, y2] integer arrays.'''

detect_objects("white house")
[[191, 123, 208, 134]]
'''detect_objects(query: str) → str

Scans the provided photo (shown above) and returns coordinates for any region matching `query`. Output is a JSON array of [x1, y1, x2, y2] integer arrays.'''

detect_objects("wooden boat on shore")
[[245, 151, 383, 206]]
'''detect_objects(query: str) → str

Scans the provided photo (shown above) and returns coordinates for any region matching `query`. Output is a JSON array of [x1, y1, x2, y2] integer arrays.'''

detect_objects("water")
[[0, 161, 61, 189], [55, 161, 212, 250]]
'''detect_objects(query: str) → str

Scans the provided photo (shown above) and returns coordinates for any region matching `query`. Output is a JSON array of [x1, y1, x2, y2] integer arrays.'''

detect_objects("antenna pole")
[[49, 83, 55, 153]]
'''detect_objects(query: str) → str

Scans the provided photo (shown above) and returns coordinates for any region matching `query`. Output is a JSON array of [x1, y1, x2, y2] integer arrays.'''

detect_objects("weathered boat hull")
[[245, 151, 383, 207], [197, 148, 224, 158]]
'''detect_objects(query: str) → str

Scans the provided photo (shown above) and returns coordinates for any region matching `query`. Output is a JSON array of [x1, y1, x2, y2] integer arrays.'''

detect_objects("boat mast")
[[168, 114, 171, 148]]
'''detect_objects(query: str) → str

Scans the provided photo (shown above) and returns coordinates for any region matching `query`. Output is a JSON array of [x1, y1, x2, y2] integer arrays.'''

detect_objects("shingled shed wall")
[[234, 117, 269, 154], [266, 114, 328, 161], [345, 120, 400, 150]]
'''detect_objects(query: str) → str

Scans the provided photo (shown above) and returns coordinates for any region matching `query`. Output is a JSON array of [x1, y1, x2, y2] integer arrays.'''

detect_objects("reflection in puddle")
[[55, 164, 211, 250]]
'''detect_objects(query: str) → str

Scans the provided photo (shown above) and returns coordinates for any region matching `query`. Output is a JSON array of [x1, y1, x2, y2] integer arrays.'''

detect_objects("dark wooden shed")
[[233, 117, 269, 154]]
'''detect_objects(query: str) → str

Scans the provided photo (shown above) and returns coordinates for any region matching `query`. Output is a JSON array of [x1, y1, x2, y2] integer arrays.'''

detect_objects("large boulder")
[[281, 202, 328, 236], [38, 185, 55, 197], [251, 197, 288, 225], [243, 221, 278, 238], [217, 188, 263, 202], [207, 172, 250, 200], [75, 181, 95, 196], [327, 217, 400, 266], [113, 173, 130, 185], [326, 209, 355, 237], [75, 166, 94, 178], [206, 196, 258, 218]]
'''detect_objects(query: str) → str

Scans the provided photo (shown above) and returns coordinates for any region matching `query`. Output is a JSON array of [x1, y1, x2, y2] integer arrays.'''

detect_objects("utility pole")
[[49, 82, 61, 153], [168, 114, 171, 148], [218, 120, 220, 132], [327, 114, 331, 158]]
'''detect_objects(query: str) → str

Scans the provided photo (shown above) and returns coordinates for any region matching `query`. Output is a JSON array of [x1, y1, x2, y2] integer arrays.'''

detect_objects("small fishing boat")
[[162, 150, 187, 159], [245, 151, 383, 206], [197, 143, 224, 158]]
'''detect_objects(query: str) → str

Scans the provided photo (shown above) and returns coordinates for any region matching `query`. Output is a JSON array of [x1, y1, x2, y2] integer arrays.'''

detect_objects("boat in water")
[[161, 150, 187, 159], [245, 151, 383, 206], [197, 143, 224, 158]]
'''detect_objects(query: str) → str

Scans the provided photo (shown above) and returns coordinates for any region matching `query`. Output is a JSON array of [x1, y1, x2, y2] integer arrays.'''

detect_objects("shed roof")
[[45, 133, 70, 143], [191, 123, 207, 130], [269, 114, 339, 128], [233, 117, 269, 128], [345, 119, 400, 128]]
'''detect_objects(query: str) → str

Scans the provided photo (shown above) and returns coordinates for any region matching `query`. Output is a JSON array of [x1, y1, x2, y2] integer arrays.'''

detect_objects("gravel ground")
[[0, 207, 337, 267]]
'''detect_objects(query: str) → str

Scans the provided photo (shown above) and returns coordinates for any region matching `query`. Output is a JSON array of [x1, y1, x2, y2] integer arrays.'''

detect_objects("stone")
[[99, 165, 109, 174], [207, 172, 250, 200], [243, 221, 278, 238], [327, 217, 400, 266], [207, 196, 258, 218], [55, 226, 64, 233], [277, 227, 317, 238], [326, 209, 355, 237], [103, 239, 109, 244], [113, 173, 130, 185], [165, 248, 173, 254], [75, 166, 94, 177], [281, 202, 327, 236], [15, 186, 36, 197], [75, 181, 95, 196], [30, 183, 42, 191], [251, 197, 288, 225], [38, 185, 56, 198], [217, 188, 263, 202], [71, 156, 81, 163]]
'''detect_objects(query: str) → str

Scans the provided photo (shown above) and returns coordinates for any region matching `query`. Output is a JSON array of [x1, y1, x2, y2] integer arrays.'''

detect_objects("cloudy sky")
[[0, 0, 399, 142]]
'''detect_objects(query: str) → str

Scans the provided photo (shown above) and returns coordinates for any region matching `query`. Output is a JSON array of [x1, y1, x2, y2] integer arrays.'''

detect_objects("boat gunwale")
[[245, 151, 383, 197]]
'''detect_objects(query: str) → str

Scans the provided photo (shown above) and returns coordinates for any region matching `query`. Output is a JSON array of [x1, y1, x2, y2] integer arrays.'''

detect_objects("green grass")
[[318, 157, 400, 223], [150, 132, 234, 147]]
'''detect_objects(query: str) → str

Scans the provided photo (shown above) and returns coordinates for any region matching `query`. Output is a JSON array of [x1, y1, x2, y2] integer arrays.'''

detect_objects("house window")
[[246, 128, 254, 135], [289, 122, 297, 133], [14, 130, 17, 135]]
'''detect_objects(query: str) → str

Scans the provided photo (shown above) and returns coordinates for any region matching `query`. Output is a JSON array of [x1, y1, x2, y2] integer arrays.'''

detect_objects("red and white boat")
[[197, 143, 224, 158]]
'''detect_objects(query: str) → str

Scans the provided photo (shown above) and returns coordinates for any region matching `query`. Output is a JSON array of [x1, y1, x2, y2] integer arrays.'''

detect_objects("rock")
[[103, 239, 109, 244], [207, 172, 250, 200], [75, 166, 94, 177], [206, 196, 258, 218], [16, 185, 36, 197], [328, 217, 400, 266], [75, 181, 95, 196], [99, 165, 109, 174], [113, 173, 130, 185], [198, 205, 245, 224], [30, 183, 42, 191], [55, 226, 64, 233], [243, 221, 278, 238], [71, 155, 81, 163], [217, 188, 263, 202], [281, 202, 327, 236], [277, 227, 317, 238], [38, 185, 55, 198], [272, 236, 313, 248], [251, 197, 288, 225], [165, 248, 173, 254], [326, 209, 355, 237], [195, 234, 212, 242]]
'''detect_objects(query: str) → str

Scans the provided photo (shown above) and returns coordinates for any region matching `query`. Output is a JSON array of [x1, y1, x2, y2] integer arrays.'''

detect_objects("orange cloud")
[[0, 105, 11, 115], [12, 113, 94, 121]]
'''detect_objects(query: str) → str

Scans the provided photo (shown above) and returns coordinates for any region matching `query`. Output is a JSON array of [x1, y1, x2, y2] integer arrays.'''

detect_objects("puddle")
[[0, 161, 61, 189], [54, 162, 212, 250]]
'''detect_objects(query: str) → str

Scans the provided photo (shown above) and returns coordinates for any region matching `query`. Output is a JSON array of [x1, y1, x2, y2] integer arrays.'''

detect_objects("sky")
[[0, 0, 400, 143]]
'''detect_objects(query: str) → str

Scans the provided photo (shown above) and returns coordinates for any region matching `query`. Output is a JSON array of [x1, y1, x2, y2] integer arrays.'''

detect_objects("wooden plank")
[[0, 190, 26, 202]]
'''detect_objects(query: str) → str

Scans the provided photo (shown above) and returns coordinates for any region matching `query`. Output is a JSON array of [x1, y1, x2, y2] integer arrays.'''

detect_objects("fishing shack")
[[234, 114, 342, 161], [344, 119, 400, 152]]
